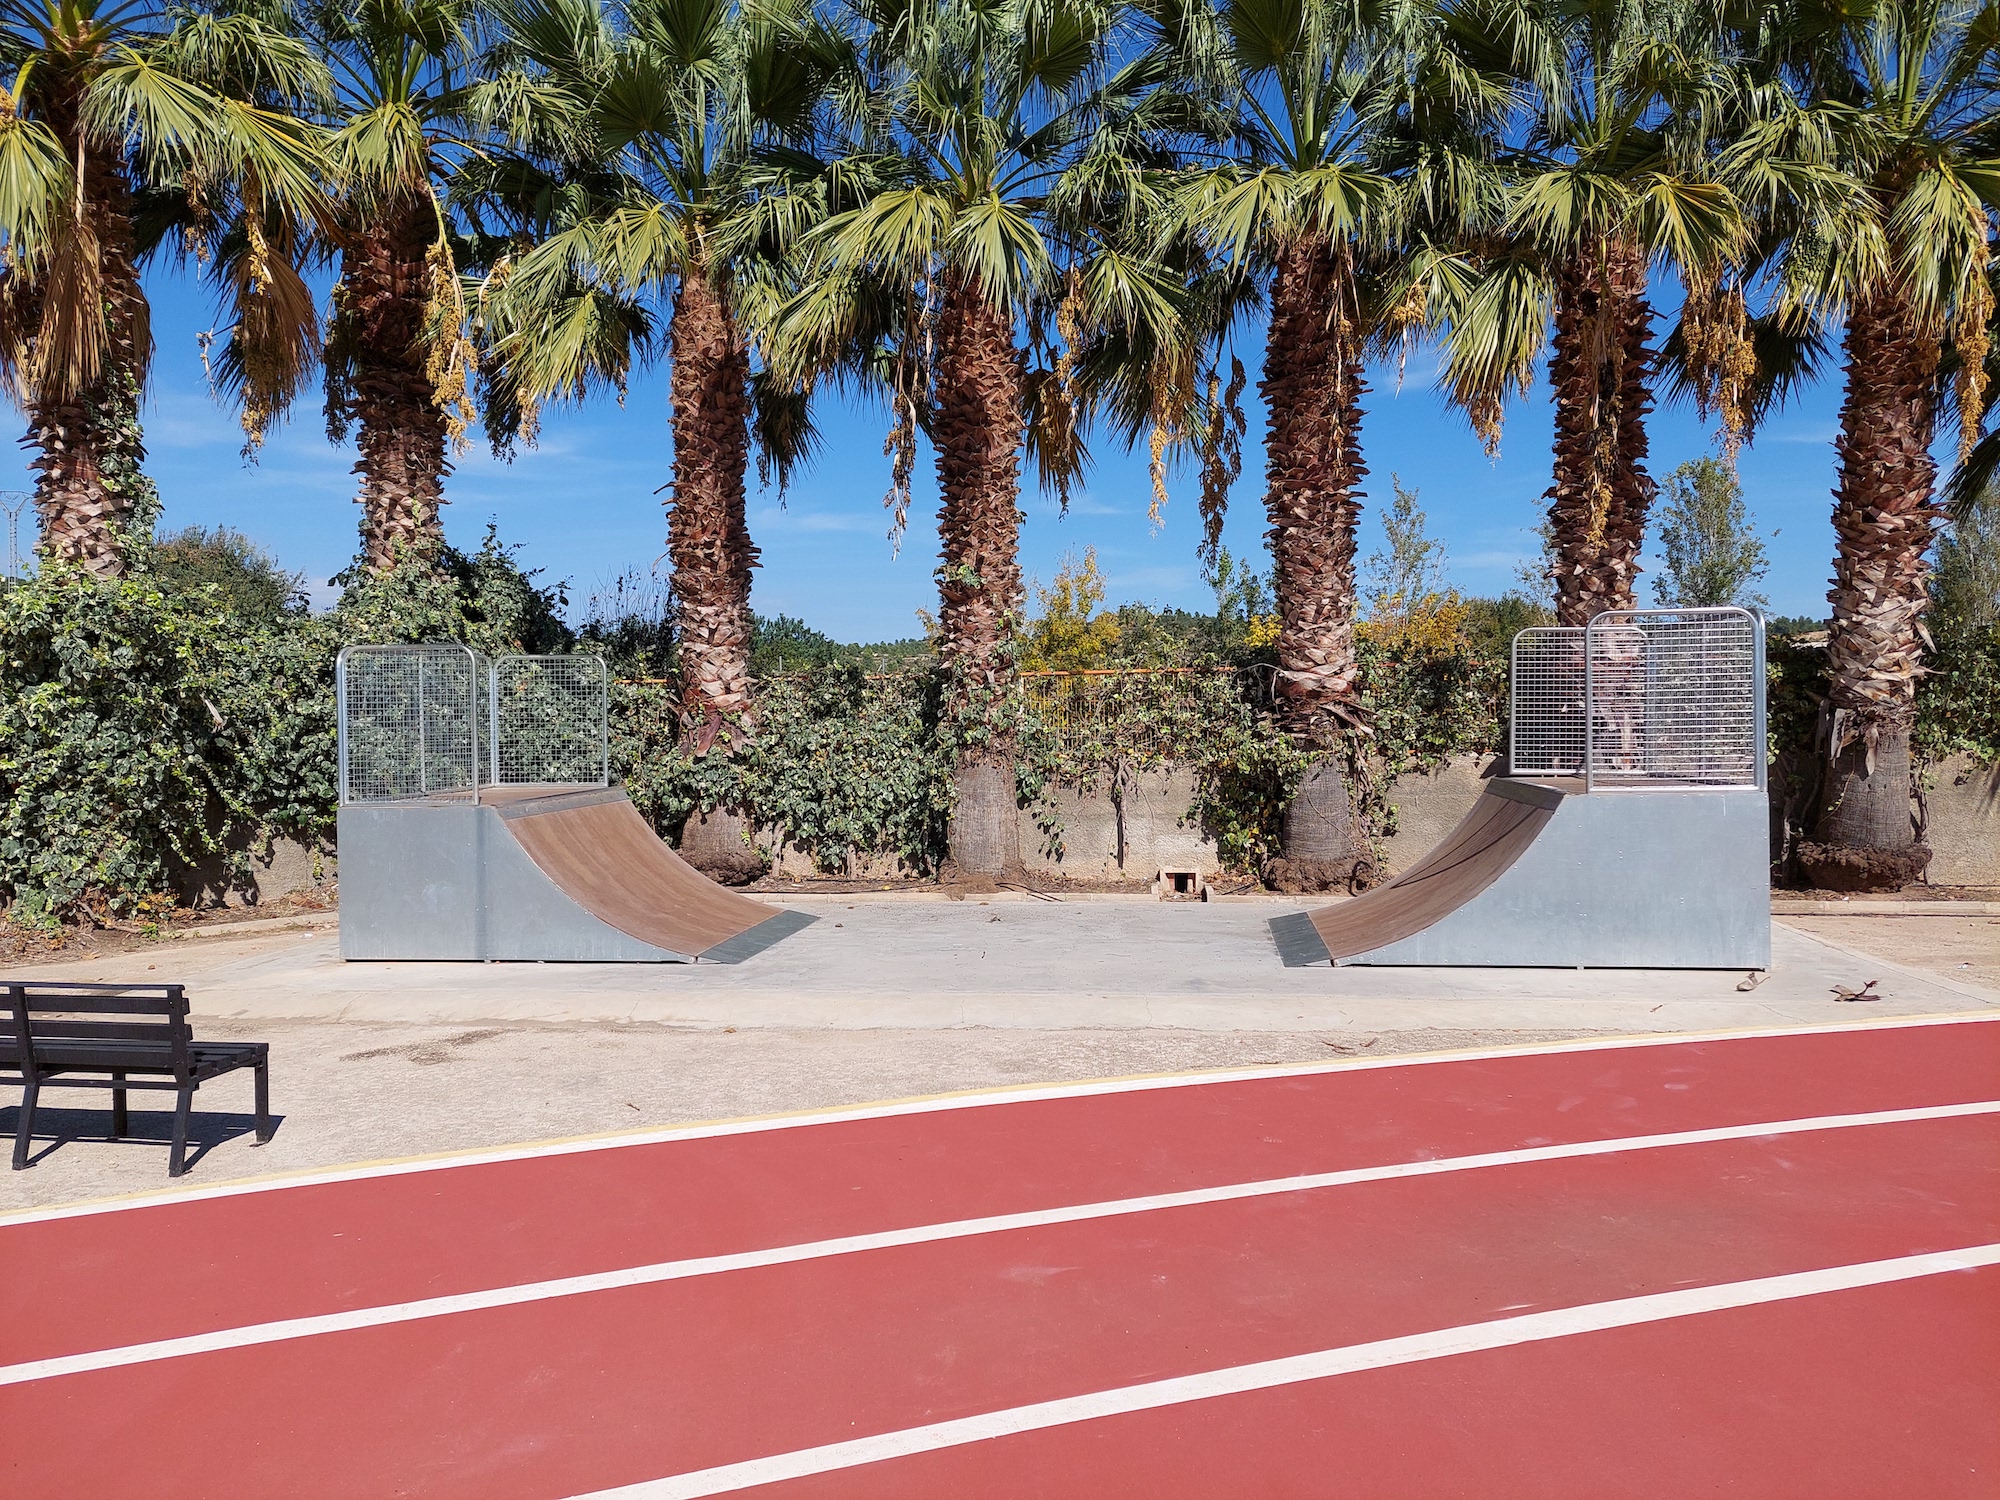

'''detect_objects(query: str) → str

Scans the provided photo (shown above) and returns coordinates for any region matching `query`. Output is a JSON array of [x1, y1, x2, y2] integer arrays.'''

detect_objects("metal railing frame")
[[336, 643, 486, 806], [1579, 606, 1765, 793], [486, 653, 611, 789], [338, 645, 611, 805]]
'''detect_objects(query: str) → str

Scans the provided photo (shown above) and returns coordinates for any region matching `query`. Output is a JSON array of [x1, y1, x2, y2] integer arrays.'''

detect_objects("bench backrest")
[[4, 983, 193, 1080]]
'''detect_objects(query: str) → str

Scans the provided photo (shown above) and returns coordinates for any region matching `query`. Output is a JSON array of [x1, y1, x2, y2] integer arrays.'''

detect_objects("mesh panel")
[[1507, 609, 1762, 789], [339, 644, 488, 803], [491, 655, 609, 786], [1509, 627, 1587, 774], [1587, 609, 1761, 786]]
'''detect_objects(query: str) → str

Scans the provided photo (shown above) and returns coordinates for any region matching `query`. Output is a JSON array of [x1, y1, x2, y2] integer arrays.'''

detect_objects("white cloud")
[[750, 505, 884, 533]]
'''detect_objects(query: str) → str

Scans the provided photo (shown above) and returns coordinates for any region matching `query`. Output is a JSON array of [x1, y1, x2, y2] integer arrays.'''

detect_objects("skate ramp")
[[497, 788, 813, 962], [1271, 780, 1561, 966], [338, 787, 813, 964], [1271, 777, 1769, 970]]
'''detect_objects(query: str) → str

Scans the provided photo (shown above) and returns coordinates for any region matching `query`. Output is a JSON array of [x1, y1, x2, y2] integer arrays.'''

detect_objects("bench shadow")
[[0, 1105, 286, 1173]]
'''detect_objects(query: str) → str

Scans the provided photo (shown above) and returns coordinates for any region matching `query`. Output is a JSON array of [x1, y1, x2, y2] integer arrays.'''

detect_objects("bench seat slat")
[[15, 1019, 178, 1040], [13, 991, 184, 1015], [2, 1039, 264, 1070]]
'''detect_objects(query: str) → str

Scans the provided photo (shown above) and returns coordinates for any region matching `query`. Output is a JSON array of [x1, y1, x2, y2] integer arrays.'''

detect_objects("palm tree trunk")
[[338, 195, 449, 571], [934, 267, 1025, 876], [667, 264, 763, 884], [27, 368, 158, 579], [1261, 236, 1368, 879], [1545, 236, 1656, 626], [1262, 235, 1365, 739], [24, 101, 157, 578], [1800, 288, 1939, 891]]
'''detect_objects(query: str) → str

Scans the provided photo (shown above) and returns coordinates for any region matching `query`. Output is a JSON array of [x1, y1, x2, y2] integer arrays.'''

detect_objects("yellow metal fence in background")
[[1019, 668, 1250, 759], [619, 666, 1261, 762]]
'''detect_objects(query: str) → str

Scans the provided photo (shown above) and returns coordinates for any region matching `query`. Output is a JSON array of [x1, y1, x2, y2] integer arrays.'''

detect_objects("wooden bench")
[[2, 983, 272, 1178]]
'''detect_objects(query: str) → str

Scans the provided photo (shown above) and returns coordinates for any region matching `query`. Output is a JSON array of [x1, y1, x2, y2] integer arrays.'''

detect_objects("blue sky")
[[2, 260, 1852, 639]]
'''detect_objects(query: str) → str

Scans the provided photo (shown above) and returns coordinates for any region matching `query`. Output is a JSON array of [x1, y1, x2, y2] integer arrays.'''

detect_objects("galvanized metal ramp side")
[[700, 908, 820, 964], [1270, 911, 1333, 968], [337, 802, 695, 962]]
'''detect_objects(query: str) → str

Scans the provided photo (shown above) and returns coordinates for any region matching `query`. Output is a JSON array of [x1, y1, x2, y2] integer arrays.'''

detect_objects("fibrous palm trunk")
[[1544, 237, 1656, 626], [934, 268, 1026, 876], [667, 265, 763, 884], [22, 94, 157, 578], [1800, 288, 1939, 890], [336, 194, 449, 571], [1261, 236, 1368, 881]]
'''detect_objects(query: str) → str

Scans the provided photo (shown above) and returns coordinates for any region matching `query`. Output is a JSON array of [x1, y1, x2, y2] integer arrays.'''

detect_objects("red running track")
[[3, 1015, 1997, 1499]]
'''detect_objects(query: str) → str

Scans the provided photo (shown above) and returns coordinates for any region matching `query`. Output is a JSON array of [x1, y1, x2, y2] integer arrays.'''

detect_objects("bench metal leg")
[[169, 1087, 193, 1178], [111, 1073, 127, 1138], [11, 1077, 37, 1171], [254, 1059, 272, 1144]]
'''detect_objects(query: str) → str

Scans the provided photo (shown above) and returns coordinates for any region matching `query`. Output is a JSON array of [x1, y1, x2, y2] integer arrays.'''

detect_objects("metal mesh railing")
[[1508, 627, 1587, 775], [1507, 608, 1764, 790], [339, 645, 611, 804], [1586, 609, 1763, 788], [490, 655, 609, 787], [337, 644, 490, 804]]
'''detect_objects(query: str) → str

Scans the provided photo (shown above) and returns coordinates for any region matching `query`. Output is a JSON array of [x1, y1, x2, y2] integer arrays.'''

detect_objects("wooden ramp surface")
[[1279, 780, 1565, 965], [492, 787, 811, 962]]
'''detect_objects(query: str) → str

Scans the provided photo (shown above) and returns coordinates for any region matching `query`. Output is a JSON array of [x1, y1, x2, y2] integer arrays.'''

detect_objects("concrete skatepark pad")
[[339, 786, 814, 963], [1271, 777, 1770, 969]]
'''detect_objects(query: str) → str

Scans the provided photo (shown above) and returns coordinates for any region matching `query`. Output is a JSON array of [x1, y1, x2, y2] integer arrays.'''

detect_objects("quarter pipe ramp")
[[339, 787, 815, 963], [1271, 777, 1769, 969]]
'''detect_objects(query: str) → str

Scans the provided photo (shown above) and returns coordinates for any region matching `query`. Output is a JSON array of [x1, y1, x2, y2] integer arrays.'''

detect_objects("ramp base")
[[338, 791, 811, 963], [1278, 780, 1770, 970]]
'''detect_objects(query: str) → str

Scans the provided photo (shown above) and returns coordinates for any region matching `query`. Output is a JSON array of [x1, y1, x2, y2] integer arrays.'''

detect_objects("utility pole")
[[0, 492, 29, 580]]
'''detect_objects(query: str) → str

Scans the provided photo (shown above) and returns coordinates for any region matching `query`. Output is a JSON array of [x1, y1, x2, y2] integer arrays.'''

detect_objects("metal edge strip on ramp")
[[699, 908, 820, 964], [501, 791, 813, 962], [1271, 911, 1334, 968], [1266, 780, 1563, 965]]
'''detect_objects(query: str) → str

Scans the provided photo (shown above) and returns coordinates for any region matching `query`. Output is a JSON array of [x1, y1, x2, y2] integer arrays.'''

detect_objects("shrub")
[[0, 569, 337, 920]]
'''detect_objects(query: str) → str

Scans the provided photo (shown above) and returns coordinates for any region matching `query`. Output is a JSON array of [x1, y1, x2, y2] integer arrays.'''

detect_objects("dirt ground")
[[0, 888, 338, 966], [1775, 913, 2000, 991]]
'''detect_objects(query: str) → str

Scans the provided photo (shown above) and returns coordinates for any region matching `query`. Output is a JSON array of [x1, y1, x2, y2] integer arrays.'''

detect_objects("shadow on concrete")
[[1, 1104, 285, 1174]]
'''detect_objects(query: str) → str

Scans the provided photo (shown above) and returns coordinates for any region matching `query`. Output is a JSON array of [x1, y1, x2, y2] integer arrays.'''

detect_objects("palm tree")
[[775, 0, 1140, 874], [469, 0, 840, 878], [1169, 0, 1505, 869], [1724, 0, 2000, 888], [300, 0, 486, 572], [1432, 0, 1744, 625], [0, 0, 327, 576], [1173, 0, 1401, 755]]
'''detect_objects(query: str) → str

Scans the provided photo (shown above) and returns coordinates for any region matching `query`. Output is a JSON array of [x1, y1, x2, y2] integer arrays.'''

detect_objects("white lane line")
[[6, 1011, 1993, 1228], [567, 1244, 2000, 1500], [7, 1099, 1994, 1389]]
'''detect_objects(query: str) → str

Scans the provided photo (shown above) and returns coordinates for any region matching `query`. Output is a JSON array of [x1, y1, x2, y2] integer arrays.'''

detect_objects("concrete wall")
[[1926, 755, 2000, 886], [1377, 755, 1502, 875], [175, 834, 336, 908], [1022, 768, 1219, 881]]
